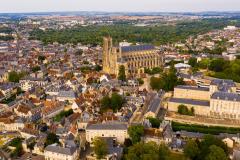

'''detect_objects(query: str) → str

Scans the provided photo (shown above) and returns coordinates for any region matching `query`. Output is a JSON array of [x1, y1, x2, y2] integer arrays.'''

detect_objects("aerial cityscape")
[[1, 0, 240, 160]]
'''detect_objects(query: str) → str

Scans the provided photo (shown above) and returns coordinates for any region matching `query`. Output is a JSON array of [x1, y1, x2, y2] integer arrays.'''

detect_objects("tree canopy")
[[93, 137, 108, 159], [8, 71, 26, 83], [125, 142, 170, 160], [150, 65, 184, 91], [128, 125, 144, 144], [118, 65, 126, 81], [100, 93, 124, 112], [29, 19, 240, 45], [147, 117, 161, 128], [184, 135, 228, 160], [178, 105, 194, 116], [205, 145, 228, 160], [44, 132, 59, 147]]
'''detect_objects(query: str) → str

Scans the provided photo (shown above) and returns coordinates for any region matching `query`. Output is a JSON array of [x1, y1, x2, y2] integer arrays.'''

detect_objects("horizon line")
[[1, 10, 240, 15]]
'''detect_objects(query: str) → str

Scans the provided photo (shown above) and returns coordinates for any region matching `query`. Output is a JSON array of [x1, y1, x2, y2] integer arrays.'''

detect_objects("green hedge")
[[172, 122, 240, 135]]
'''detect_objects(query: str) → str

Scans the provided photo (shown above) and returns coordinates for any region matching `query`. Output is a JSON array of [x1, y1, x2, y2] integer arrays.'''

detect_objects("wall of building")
[[210, 99, 240, 119], [168, 101, 210, 116], [86, 129, 128, 144], [174, 88, 210, 101], [44, 150, 78, 160]]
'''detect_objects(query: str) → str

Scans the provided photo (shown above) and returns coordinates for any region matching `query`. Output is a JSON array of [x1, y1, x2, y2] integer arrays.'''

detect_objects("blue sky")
[[0, 0, 240, 13]]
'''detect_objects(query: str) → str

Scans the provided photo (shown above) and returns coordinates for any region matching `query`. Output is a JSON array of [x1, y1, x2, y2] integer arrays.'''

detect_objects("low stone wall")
[[165, 112, 240, 128]]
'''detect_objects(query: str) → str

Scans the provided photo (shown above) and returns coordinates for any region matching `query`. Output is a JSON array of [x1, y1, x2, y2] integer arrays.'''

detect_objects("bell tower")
[[103, 37, 112, 73]]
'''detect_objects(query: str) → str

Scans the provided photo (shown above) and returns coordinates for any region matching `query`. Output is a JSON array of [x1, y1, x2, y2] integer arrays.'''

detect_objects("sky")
[[0, 0, 240, 13]]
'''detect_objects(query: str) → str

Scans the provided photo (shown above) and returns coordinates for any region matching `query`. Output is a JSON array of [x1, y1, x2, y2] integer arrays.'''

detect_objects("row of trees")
[[178, 105, 194, 116], [172, 121, 240, 135], [29, 19, 240, 45], [184, 135, 228, 160]]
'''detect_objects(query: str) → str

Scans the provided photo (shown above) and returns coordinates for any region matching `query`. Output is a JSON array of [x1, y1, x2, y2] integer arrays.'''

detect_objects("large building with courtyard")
[[102, 37, 164, 77], [168, 79, 240, 119]]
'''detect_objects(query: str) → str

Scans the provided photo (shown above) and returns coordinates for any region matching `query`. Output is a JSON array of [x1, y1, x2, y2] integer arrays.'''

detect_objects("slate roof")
[[147, 96, 161, 113], [169, 98, 210, 106], [121, 45, 155, 53], [211, 92, 240, 102], [87, 123, 127, 130], [45, 145, 77, 155], [58, 90, 76, 98], [175, 85, 209, 91], [210, 79, 236, 92], [211, 79, 235, 86]]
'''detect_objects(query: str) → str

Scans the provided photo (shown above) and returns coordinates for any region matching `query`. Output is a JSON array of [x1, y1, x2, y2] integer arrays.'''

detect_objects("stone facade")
[[168, 79, 240, 119], [86, 123, 128, 144], [102, 37, 163, 77]]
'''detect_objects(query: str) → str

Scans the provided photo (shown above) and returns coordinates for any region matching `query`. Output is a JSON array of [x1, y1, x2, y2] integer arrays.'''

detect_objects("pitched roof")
[[175, 85, 209, 91], [169, 98, 210, 106], [121, 45, 155, 53], [147, 96, 161, 113], [45, 145, 77, 155], [87, 123, 127, 130], [211, 92, 240, 101]]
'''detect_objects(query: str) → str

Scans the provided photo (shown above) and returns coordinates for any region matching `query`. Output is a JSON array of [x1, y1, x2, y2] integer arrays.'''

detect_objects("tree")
[[100, 93, 124, 112], [31, 66, 41, 73], [137, 78, 144, 85], [209, 58, 228, 72], [128, 125, 144, 144], [198, 135, 229, 160], [178, 105, 194, 116], [205, 145, 228, 160], [147, 117, 161, 128], [158, 143, 170, 160], [184, 140, 199, 160], [118, 65, 126, 81], [126, 142, 159, 160], [111, 93, 124, 111], [94, 65, 102, 71], [125, 142, 170, 160], [150, 76, 162, 91], [38, 55, 46, 62], [93, 137, 108, 159], [100, 95, 111, 111], [188, 57, 198, 68], [8, 71, 19, 83], [9, 138, 23, 158], [45, 133, 59, 147], [150, 65, 184, 91]]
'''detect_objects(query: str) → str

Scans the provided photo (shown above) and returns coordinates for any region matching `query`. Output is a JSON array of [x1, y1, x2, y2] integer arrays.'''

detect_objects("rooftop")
[[211, 79, 236, 92], [147, 96, 161, 113], [45, 145, 77, 155], [175, 85, 209, 91], [169, 98, 210, 106], [121, 45, 155, 53], [87, 122, 127, 130], [211, 92, 240, 102]]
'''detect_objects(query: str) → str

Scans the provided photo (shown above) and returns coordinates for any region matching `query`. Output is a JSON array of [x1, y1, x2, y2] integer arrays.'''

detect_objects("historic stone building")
[[168, 79, 240, 119], [102, 37, 163, 77]]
